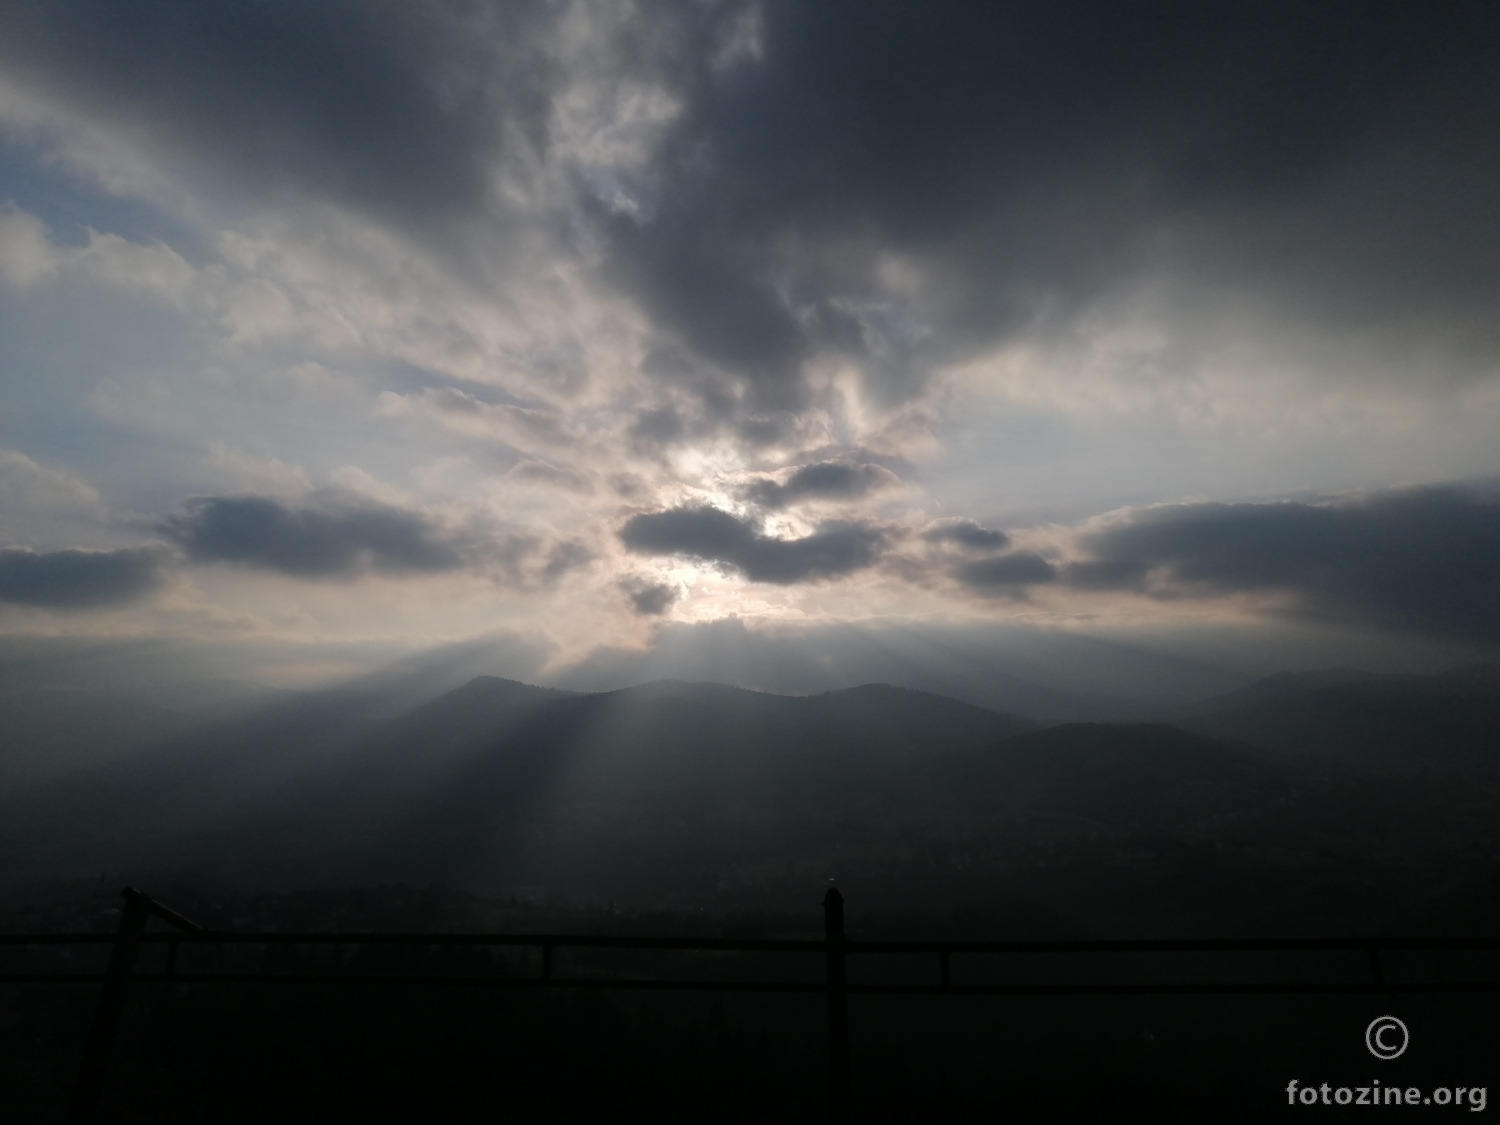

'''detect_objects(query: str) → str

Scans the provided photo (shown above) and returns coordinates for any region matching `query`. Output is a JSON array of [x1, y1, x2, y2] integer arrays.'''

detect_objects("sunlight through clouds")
[[0, 0, 1497, 680]]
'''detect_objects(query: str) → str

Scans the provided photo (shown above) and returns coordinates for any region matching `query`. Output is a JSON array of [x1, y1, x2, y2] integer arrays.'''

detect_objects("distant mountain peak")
[[817, 682, 913, 697], [608, 679, 770, 699], [454, 675, 573, 696]]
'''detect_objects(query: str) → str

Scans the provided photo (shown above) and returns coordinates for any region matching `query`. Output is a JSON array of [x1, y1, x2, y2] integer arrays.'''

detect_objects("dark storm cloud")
[[923, 519, 1009, 552], [1064, 485, 1500, 640], [0, 0, 538, 224], [620, 505, 887, 584], [620, 576, 678, 616], [952, 552, 1057, 594], [601, 0, 1500, 405], [744, 460, 898, 509], [0, 546, 166, 607], [161, 496, 463, 578], [7, 0, 1498, 414]]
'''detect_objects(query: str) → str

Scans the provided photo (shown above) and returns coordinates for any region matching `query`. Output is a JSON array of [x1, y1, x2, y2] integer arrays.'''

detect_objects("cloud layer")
[[620, 506, 887, 584], [595, 0, 1500, 416], [7, 0, 1497, 421], [923, 519, 1009, 552], [0, 0, 520, 225], [0, 546, 165, 607], [160, 496, 463, 578], [744, 460, 900, 510], [1062, 485, 1500, 640], [954, 553, 1057, 594], [1, 2, 1499, 669]]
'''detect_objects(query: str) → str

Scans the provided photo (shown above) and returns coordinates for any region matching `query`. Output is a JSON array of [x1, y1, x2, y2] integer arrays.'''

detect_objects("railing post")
[[67, 887, 150, 1125], [823, 887, 851, 1125]]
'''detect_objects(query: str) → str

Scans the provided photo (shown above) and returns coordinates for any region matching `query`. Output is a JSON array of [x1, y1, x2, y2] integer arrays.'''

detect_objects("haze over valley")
[[6, 655, 1497, 941]]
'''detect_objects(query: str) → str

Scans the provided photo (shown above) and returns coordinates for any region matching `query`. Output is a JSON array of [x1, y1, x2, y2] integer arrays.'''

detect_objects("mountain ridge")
[[3, 665, 1496, 937]]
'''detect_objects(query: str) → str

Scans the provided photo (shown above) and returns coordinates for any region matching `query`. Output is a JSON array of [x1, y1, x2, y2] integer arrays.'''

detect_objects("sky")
[[1, 0, 1498, 696]]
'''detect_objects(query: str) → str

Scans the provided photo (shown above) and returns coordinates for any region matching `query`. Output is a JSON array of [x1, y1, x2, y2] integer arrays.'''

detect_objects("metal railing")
[[3, 886, 1499, 1123]]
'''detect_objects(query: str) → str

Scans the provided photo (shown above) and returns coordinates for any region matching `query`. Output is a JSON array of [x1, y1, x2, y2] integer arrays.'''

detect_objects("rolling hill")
[[4, 670, 1496, 934]]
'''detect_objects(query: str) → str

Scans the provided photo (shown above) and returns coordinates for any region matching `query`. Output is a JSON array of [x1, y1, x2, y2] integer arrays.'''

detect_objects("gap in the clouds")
[[0, 308, 212, 525], [0, 134, 213, 263], [933, 383, 1500, 533]]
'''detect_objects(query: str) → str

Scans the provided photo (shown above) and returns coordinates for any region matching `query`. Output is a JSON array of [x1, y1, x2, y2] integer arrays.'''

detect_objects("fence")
[[3, 886, 1500, 1123]]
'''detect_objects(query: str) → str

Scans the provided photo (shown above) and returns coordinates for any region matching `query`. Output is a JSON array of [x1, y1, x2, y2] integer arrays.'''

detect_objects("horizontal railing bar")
[[139, 894, 207, 935], [2, 972, 1498, 995], [5, 932, 1500, 952], [847, 937, 1500, 954], [0, 933, 824, 952], [0, 973, 826, 992], [860, 981, 1500, 996]]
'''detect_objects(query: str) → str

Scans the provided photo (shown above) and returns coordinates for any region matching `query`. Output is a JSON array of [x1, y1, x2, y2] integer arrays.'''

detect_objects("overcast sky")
[[1, 1, 1497, 693]]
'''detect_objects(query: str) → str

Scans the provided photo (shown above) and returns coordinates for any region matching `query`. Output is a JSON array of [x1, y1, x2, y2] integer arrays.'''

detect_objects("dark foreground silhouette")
[[3, 667, 1497, 1118], [4, 881, 1496, 1124]]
